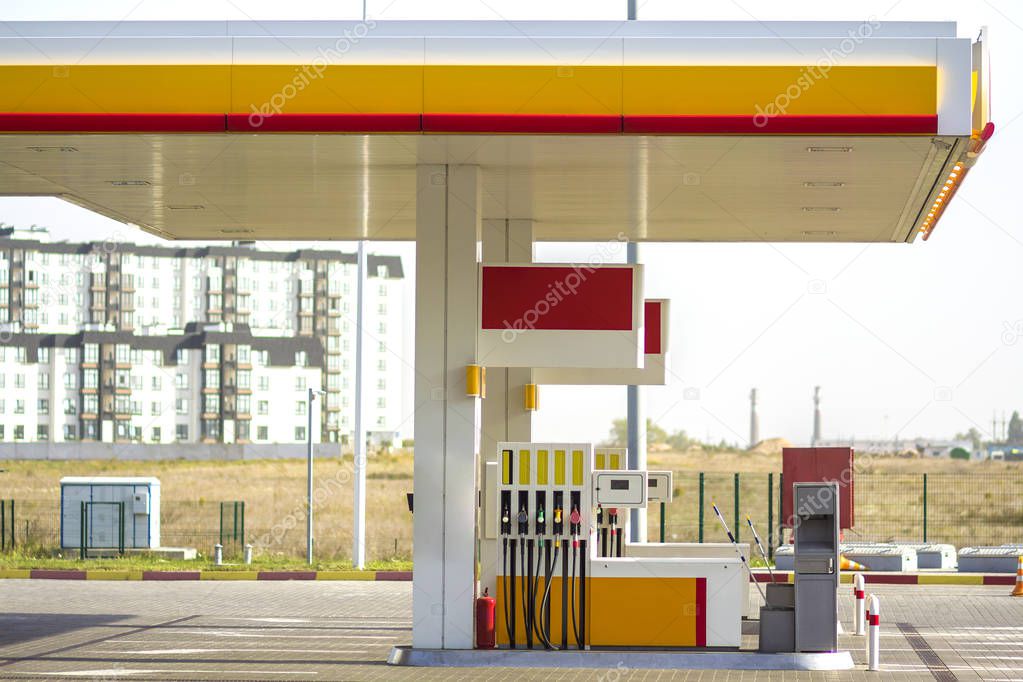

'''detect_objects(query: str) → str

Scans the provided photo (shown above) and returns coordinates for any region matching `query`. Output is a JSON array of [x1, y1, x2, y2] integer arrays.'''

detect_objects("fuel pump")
[[494, 442, 593, 650]]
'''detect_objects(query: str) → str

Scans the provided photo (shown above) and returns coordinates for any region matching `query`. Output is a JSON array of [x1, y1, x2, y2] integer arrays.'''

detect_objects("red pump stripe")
[[695, 577, 707, 647]]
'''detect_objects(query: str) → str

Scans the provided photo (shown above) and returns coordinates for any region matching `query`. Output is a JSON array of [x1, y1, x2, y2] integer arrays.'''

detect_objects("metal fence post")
[[698, 472, 705, 543], [233, 501, 240, 543], [118, 502, 125, 556], [922, 473, 928, 543], [659, 501, 666, 543], [9, 500, 12, 548], [80, 501, 87, 560], [219, 502, 224, 547], [734, 472, 740, 544], [1, 499, 6, 550], [768, 473, 774, 560], [240, 501, 245, 546], [778, 472, 784, 550]]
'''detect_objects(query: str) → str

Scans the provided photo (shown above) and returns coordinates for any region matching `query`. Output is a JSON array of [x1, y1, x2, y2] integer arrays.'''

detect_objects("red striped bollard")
[[854, 573, 865, 636], [867, 594, 880, 671]]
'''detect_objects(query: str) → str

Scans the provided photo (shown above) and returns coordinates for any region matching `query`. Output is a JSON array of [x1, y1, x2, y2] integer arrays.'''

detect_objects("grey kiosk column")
[[793, 481, 840, 653]]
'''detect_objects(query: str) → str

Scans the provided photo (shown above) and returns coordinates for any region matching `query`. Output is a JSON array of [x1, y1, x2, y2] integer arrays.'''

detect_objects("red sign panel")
[[644, 300, 662, 355], [782, 447, 854, 529], [481, 266, 634, 332]]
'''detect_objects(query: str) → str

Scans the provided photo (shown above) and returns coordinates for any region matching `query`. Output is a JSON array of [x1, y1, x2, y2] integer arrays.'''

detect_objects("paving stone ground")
[[1, 580, 1021, 680]]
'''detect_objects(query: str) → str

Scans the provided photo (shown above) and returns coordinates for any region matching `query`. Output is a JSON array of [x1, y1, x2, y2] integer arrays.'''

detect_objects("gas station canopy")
[[0, 20, 987, 243]]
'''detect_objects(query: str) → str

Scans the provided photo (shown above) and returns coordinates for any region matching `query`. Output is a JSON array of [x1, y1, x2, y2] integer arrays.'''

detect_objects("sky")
[[1, 0, 1021, 448]]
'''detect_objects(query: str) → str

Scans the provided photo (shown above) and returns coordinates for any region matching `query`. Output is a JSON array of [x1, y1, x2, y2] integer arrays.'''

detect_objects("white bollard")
[[854, 573, 866, 636], [867, 594, 880, 671], [244, 544, 253, 565], [214, 543, 223, 566]]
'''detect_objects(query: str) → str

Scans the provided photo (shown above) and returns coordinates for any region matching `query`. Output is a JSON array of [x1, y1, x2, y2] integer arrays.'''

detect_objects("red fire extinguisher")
[[476, 587, 496, 649]]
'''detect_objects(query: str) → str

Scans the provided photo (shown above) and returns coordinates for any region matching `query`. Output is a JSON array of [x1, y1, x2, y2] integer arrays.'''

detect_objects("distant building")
[[985, 444, 1023, 462], [817, 438, 974, 459], [0, 227, 405, 446]]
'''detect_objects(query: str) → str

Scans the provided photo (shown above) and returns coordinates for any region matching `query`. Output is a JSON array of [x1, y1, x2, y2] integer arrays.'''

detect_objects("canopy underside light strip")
[[0, 113, 938, 135]]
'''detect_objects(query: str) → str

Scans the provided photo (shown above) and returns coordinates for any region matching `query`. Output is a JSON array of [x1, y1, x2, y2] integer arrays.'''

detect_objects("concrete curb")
[[750, 570, 1015, 586], [0, 568, 412, 581]]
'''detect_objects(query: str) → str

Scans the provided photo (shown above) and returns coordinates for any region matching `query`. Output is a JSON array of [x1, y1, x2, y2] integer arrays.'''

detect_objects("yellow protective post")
[[465, 364, 484, 397], [524, 383, 538, 411]]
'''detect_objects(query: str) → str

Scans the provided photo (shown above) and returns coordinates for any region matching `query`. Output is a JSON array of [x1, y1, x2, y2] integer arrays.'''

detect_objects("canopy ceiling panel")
[[0, 20, 984, 243]]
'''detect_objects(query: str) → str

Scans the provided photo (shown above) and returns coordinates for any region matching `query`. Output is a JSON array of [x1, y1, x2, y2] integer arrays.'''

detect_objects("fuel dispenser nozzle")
[[517, 507, 528, 535]]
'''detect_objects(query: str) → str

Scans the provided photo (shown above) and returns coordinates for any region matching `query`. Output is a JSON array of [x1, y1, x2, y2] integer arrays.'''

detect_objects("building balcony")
[[80, 412, 98, 420]]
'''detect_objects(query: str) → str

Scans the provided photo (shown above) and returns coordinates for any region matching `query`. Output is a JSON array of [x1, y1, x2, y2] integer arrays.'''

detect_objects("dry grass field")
[[2, 445, 1021, 563]]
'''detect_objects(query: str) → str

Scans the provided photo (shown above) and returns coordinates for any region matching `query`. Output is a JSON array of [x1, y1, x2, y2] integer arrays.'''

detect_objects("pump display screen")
[[610, 479, 630, 490]]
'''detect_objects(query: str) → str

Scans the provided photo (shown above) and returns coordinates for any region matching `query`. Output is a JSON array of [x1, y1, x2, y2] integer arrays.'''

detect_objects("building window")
[[152, 376, 162, 390], [115, 369, 130, 388], [64, 372, 76, 389], [237, 345, 250, 363], [176, 348, 188, 364], [15, 374, 24, 389], [14, 400, 24, 414], [176, 424, 188, 442], [258, 400, 269, 415], [176, 398, 188, 415], [204, 394, 220, 415], [63, 424, 76, 441], [175, 372, 188, 389], [296, 401, 307, 416], [84, 344, 99, 363], [295, 426, 307, 441], [14, 425, 25, 441], [295, 351, 307, 367], [130, 349, 143, 364], [295, 377, 307, 391], [38, 347, 50, 363], [151, 401, 161, 416], [37, 399, 49, 415], [64, 398, 77, 415], [205, 344, 220, 363], [82, 421, 98, 440], [36, 425, 48, 441], [258, 376, 270, 391], [236, 421, 250, 441], [83, 369, 98, 389], [151, 427, 162, 443], [83, 395, 98, 414], [237, 371, 250, 389], [237, 395, 251, 413], [38, 373, 49, 390], [257, 425, 268, 441], [131, 375, 143, 390], [204, 369, 220, 389], [202, 419, 221, 440], [115, 344, 130, 363], [377, 397, 386, 409]]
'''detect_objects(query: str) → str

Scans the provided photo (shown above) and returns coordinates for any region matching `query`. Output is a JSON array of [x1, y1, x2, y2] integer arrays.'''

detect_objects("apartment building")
[[0, 226, 405, 445]]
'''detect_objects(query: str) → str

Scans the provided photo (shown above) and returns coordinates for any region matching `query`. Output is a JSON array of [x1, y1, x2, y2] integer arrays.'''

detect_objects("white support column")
[[413, 165, 482, 650]]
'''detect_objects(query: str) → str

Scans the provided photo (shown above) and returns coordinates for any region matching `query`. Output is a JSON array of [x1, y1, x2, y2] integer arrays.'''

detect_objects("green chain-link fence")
[[649, 472, 1023, 555]]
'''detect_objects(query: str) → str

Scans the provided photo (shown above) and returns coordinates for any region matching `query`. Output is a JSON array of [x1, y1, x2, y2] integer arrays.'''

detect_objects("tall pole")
[[306, 387, 314, 564], [812, 386, 822, 446], [353, 241, 367, 568], [749, 388, 759, 449], [625, 1, 644, 542]]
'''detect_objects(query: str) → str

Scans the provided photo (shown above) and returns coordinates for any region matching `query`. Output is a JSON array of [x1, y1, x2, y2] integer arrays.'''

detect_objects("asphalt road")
[[1, 580, 1022, 680]]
